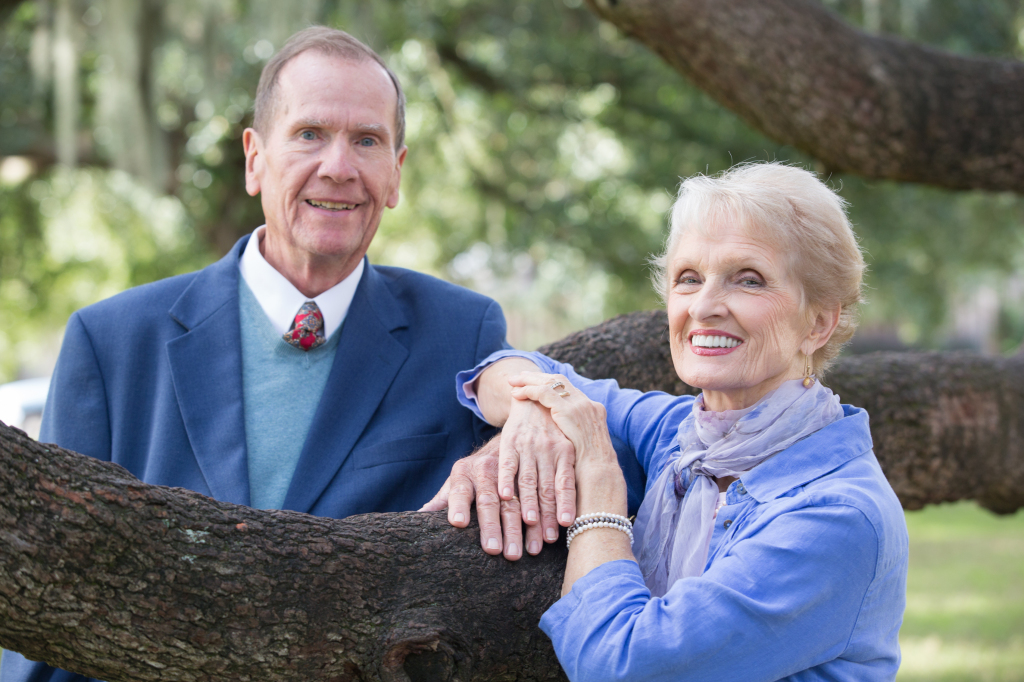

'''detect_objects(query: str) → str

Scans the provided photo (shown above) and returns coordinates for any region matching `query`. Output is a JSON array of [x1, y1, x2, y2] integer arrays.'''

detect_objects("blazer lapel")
[[166, 237, 251, 506], [282, 262, 409, 513]]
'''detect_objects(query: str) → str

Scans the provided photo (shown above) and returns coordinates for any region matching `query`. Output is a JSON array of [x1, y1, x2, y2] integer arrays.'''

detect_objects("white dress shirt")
[[238, 226, 363, 339]]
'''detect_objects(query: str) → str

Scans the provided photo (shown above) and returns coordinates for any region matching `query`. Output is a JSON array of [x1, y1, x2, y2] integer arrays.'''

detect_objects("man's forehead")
[[278, 51, 393, 94], [273, 52, 397, 121]]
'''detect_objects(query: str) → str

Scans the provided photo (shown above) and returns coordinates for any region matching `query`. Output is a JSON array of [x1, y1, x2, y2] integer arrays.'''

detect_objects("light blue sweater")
[[239, 278, 340, 509]]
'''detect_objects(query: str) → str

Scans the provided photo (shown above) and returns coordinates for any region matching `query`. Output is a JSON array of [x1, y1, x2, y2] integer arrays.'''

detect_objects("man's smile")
[[306, 199, 357, 210]]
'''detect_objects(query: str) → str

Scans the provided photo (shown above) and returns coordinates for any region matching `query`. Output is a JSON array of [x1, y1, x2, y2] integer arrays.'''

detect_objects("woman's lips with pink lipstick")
[[689, 330, 744, 355]]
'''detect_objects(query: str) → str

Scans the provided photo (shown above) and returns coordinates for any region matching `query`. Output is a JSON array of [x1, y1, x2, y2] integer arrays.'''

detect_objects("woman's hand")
[[510, 372, 634, 594], [508, 372, 617, 469]]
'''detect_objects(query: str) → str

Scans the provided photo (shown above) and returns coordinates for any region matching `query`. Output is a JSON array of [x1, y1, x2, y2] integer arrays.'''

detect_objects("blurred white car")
[[0, 377, 50, 440]]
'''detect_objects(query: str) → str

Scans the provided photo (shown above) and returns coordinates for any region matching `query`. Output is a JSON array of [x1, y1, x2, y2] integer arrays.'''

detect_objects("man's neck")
[[259, 233, 360, 298]]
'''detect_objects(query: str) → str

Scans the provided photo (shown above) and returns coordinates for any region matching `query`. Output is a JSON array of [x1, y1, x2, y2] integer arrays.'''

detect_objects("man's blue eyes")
[[298, 132, 376, 146]]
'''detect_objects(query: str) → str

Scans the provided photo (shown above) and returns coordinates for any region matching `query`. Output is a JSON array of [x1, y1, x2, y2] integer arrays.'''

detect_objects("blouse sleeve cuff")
[[455, 350, 556, 421]]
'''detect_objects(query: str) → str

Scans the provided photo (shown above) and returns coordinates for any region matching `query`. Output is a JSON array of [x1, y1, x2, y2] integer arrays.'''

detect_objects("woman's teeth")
[[691, 335, 740, 348]]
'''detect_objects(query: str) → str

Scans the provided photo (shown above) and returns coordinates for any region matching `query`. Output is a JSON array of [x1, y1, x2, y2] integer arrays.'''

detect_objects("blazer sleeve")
[[38, 312, 112, 462]]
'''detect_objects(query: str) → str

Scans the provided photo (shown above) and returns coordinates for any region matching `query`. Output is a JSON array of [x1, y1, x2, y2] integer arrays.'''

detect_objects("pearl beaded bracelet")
[[566, 512, 634, 549]]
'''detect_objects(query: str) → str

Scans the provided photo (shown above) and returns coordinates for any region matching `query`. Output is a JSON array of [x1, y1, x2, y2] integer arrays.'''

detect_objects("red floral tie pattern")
[[283, 301, 326, 351]]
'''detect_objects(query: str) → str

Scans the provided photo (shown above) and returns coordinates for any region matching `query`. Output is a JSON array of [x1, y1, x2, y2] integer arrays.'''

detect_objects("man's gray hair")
[[252, 26, 406, 150], [650, 161, 866, 376]]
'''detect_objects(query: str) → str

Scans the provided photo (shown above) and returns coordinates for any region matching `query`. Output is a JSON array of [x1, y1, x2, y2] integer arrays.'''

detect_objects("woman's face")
[[666, 218, 822, 411]]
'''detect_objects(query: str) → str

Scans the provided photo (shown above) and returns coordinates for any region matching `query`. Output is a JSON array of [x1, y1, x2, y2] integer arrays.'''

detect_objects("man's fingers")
[[418, 476, 451, 512], [524, 518, 545, 556], [476, 490, 504, 555], [500, 495, 525, 561], [497, 439, 520, 500], [444, 467, 477, 528]]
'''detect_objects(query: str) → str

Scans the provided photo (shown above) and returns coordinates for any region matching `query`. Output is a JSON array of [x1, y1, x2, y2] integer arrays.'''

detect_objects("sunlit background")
[[1, 0, 1023, 679]]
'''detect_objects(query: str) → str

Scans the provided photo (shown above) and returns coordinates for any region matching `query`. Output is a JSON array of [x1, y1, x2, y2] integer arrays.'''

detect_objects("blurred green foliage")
[[1, 0, 1024, 381]]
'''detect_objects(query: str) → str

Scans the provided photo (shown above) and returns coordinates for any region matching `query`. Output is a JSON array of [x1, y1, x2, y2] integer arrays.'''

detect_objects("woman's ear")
[[802, 303, 842, 356]]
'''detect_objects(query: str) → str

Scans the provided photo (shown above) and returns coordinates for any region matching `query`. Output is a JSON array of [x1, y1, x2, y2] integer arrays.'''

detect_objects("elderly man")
[[1, 26, 518, 682]]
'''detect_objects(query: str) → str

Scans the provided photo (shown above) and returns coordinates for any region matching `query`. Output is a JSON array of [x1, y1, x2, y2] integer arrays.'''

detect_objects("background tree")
[[2, 0, 1024, 382]]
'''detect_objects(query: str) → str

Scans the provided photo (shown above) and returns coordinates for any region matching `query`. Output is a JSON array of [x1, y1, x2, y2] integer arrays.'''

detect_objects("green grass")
[[898, 501, 1024, 682]]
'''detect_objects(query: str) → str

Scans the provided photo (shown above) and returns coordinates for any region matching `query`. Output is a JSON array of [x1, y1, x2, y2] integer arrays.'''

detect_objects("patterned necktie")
[[283, 301, 326, 351]]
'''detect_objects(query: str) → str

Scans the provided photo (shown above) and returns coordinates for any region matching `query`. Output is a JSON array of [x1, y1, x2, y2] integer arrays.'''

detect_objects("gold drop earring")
[[802, 353, 815, 388]]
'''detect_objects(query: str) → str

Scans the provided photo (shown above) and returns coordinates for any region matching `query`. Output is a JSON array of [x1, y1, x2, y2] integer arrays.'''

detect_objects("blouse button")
[[723, 519, 733, 529]]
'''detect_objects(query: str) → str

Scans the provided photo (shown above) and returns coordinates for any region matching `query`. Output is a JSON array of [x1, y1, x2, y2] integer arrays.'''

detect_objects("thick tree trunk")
[[0, 419, 567, 682], [584, 0, 1024, 193], [3, 310, 1024, 681], [540, 310, 1024, 514]]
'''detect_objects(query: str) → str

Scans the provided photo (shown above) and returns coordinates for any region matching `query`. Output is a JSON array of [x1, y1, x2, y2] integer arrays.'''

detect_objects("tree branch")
[[540, 310, 1024, 514], [584, 0, 1024, 193], [0, 422, 567, 682]]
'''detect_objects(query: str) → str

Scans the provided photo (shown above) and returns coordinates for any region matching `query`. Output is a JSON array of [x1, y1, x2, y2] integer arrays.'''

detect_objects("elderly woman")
[[452, 162, 908, 681]]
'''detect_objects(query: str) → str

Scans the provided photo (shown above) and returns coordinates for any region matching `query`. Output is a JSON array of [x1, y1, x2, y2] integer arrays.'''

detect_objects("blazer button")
[[723, 519, 733, 529]]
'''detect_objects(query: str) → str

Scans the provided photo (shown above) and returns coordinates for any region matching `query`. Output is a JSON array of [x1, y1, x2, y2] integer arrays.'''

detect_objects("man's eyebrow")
[[353, 123, 389, 138], [290, 117, 330, 130]]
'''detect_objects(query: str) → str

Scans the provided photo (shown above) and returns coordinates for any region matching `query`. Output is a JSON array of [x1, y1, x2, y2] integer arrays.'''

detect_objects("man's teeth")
[[307, 200, 355, 210], [691, 335, 741, 348]]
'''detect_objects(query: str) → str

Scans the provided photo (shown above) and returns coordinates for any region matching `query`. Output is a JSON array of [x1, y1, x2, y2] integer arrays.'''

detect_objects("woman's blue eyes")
[[675, 274, 764, 287]]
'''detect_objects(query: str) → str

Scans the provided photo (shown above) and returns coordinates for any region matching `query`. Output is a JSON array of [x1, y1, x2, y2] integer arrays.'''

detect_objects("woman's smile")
[[688, 330, 744, 355]]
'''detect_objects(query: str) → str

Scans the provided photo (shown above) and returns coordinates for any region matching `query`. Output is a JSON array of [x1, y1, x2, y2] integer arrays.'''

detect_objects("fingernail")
[[502, 487, 513, 498], [560, 513, 572, 524], [529, 541, 541, 555], [545, 528, 558, 541], [507, 543, 520, 557], [454, 512, 465, 524], [487, 537, 500, 550], [526, 510, 537, 522]]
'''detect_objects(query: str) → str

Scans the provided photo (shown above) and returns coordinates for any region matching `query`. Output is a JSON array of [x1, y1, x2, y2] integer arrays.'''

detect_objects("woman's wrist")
[[473, 357, 542, 426], [574, 461, 629, 518]]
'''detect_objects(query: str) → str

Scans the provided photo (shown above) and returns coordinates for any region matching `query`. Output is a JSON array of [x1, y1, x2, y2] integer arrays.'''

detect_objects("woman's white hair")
[[649, 161, 866, 376]]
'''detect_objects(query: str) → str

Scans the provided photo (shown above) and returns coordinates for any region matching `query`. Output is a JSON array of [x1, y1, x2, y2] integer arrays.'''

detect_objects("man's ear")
[[242, 128, 263, 197], [802, 303, 842, 356], [385, 145, 408, 209]]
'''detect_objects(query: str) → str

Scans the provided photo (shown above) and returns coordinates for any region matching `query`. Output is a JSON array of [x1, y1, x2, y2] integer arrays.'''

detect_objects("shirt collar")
[[741, 405, 873, 503], [238, 226, 364, 339]]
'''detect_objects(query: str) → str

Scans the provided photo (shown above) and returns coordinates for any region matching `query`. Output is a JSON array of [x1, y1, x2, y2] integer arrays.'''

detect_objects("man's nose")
[[318, 139, 358, 182]]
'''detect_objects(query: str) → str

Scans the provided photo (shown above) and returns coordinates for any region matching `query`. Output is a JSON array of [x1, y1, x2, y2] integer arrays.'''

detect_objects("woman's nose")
[[689, 281, 728, 321]]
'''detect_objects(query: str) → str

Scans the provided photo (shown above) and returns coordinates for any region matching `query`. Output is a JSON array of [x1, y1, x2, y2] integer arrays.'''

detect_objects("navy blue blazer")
[[1, 236, 510, 682]]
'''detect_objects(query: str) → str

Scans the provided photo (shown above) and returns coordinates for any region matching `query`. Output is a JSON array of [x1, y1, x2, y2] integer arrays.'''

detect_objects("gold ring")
[[557, 390, 570, 398]]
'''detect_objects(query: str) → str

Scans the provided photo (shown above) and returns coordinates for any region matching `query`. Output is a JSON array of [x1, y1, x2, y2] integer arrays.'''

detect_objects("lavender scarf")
[[631, 379, 844, 596]]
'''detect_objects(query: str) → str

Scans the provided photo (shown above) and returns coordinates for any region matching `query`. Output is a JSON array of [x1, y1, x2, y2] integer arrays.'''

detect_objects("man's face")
[[243, 51, 407, 284]]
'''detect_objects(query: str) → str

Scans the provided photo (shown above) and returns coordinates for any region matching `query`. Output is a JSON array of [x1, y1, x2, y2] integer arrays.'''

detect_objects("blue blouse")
[[457, 351, 908, 682]]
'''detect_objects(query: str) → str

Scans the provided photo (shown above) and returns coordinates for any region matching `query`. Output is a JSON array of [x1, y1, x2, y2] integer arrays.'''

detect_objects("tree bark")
[[3, 310, 1024, 681], [584, 0, 1024, 193], [0, 419, 568, 682]]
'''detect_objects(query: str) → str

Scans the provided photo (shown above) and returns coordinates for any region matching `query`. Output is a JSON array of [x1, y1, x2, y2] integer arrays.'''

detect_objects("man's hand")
[[419, 399, 577, 560]]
